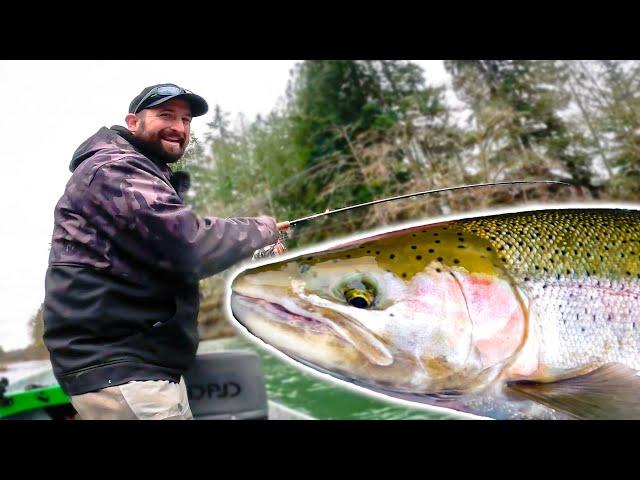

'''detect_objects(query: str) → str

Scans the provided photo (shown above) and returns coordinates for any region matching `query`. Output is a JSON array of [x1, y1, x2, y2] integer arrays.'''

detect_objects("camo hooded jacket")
[[43, 126, 279, 395]]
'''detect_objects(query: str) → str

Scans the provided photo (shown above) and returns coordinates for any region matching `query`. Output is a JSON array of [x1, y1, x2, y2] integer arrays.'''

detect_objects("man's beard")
[[134, 121, 186, 163], [139, 136, 185, 163]]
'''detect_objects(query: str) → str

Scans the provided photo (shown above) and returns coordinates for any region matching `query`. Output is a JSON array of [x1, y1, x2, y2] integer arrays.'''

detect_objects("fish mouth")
[[230, 291, 394, 367], [231, 292, 334, 333]]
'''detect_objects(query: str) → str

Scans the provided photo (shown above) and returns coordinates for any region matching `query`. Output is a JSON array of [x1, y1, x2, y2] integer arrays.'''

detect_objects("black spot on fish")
[[627, 271, 632, 276], [411, 245, 417, 250], [535, 265, 540, 270], [402, 273, 407, 278], [346, 254, 351, 258], [436, 268, 442, 273], [416, 255, 423, 260], [486, 247, 492, 251], [458, 245, 465, 249], [389, 313, 395, 317], [458, 237, 465, 242], [454, 259, 460, 264], [428, 249, 434, 253], [307, 256, 314, 260], [390, 254, 395, 259], [581, 327, 586, 333], [437, 257, 443, 262], [524, 277, 530, 282], [376, 251, 380, 255], [567, 269, 571, 275], [435, 240, 441, 244], [433, 233, 439, 236]]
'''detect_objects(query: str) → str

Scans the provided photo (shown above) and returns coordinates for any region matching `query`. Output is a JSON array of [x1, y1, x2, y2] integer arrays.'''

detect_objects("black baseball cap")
[[129, 83, 208, 117]]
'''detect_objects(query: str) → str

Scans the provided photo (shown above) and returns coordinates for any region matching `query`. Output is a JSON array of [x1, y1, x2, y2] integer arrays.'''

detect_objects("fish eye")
[[335, 275, 378, 308], [344, 289, 374, 308]]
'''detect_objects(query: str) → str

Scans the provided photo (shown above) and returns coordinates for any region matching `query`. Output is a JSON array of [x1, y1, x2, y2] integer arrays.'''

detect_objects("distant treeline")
[[19, 60, 640, 358]]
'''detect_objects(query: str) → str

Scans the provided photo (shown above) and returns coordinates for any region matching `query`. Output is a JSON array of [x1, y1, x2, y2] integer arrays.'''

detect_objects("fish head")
[[230, 222, 527, 397]]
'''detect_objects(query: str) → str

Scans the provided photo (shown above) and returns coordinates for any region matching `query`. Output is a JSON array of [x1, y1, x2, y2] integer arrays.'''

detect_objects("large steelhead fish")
[[228, 205, 640, 419]]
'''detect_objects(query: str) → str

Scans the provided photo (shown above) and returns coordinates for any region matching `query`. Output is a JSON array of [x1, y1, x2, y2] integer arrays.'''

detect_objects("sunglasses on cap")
[[133, 85, 194, 114]]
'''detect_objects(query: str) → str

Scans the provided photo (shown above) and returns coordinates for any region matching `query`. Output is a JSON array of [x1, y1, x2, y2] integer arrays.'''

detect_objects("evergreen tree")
[[445, 60, 591, 190]]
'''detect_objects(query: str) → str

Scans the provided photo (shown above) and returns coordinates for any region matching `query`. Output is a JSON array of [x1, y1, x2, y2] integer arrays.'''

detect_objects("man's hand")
[[276, 221, 290, 231]]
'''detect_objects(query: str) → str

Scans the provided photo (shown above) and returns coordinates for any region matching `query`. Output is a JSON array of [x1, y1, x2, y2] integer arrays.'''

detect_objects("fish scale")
[[459, 209, 640, 280], [459, 209, 640, 375], [303, 209, 640, 280]]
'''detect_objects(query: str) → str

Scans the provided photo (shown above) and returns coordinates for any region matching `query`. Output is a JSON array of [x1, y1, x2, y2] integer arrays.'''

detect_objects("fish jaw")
[[230, 292, 369, 377]]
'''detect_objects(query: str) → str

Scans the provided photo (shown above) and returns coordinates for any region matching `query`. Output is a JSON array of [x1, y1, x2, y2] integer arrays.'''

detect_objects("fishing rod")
[[253, 180, 574, 259]]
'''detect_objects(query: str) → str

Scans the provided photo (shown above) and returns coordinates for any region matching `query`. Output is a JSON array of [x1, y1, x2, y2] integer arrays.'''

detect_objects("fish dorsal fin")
[[507, 363, 640, 420]]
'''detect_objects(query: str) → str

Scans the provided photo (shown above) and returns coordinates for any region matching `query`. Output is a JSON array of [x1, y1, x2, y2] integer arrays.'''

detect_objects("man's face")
[[127, 98, 192, 163]]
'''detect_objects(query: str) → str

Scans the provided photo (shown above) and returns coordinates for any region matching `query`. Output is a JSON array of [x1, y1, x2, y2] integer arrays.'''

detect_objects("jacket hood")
[[69, 126, 136, 172]]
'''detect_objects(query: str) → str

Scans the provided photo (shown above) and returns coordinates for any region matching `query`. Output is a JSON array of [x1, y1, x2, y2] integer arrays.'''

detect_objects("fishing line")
[[252, 180, 573, 259]]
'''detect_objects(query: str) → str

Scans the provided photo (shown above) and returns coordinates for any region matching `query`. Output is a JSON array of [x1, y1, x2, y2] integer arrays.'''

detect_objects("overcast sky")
[[0, 60, 450, 352]]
